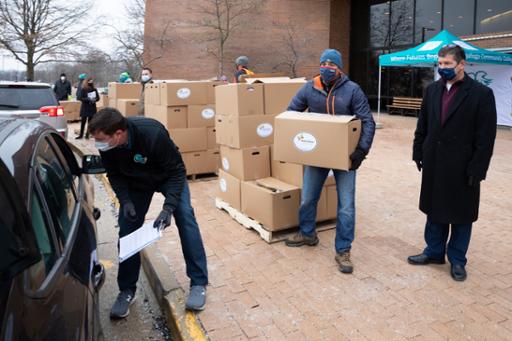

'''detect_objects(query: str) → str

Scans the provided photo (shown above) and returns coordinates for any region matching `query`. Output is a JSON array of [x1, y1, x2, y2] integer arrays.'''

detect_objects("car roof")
[[0, 81, 52, 88], [0, 117, 53, 202]]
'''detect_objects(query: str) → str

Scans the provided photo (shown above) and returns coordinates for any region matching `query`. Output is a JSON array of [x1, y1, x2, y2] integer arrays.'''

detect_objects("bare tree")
[[272, 24, 314, 78], [0, 0, 95, 80], [189, 0, 265, 77], [112, 0, 171, 78]]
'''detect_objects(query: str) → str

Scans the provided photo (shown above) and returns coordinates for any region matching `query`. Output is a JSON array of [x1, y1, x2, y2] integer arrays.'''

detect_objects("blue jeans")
[[118, 181, 208, 292], [423, 216, 472, 266], [299, 166, 356, 253]]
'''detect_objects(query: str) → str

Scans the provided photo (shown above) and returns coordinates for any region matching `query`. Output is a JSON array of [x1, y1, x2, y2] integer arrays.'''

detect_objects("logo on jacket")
[[134, 154, 148, 164]]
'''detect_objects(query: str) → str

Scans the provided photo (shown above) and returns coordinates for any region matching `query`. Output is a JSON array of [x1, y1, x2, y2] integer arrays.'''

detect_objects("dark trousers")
[[423, 216, 472, 266], [117, 181, 208, 293], [78, 116, 90, 138]]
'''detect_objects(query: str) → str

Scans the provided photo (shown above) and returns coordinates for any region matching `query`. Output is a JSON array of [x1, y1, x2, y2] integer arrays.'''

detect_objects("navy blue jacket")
[[288, 75, 376, 153]]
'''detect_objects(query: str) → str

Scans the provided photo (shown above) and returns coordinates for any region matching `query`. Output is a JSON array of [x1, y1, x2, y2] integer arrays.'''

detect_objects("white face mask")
[[95, 140, 116, 152], [141, 75, 151, 83], [61, 76, 66, 82]]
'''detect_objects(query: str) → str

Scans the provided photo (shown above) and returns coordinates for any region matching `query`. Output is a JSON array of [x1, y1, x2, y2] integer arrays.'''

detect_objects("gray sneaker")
[[186, 285, 206, 311], [110, 289, 136, 319]]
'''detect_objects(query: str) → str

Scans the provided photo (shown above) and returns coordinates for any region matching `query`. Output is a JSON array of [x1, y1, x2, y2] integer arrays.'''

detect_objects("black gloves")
[[122, 201, 137, 223], [414, 160, 422, 172], [154, 208, 172, 229], [349, 148, 367, 171]]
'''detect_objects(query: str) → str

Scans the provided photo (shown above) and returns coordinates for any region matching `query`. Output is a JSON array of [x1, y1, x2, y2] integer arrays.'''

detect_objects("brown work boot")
[[285, 232, 319, 247], [335, 251, 353, 274]]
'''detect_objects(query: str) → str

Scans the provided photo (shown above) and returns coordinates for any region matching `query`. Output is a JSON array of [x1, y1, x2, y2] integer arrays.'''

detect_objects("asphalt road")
[[92, 176, 172, 341]]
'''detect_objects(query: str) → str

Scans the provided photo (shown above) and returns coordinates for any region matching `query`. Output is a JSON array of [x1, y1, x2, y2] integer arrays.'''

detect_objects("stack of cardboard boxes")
[[59, 100, 81, 121], [144, 81, 220, 176], [107, 82, 142, 117], [216, 78, 338, 232]]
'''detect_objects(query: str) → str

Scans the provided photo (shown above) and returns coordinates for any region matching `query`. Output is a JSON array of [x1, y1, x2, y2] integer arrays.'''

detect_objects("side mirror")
[[82, 155, 106, 174]]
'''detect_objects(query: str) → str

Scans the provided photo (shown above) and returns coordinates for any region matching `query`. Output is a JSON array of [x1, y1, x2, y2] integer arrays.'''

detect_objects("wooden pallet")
[[187, 172, 218, 182], [215, 197, 335, 244]]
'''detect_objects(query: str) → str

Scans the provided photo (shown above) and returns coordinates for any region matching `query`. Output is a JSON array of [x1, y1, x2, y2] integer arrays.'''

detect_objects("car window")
[[50, 133, 81, 191], [27, 191, 58, 291], [0, 86, 58, 110], [34, 137, 77, 242]]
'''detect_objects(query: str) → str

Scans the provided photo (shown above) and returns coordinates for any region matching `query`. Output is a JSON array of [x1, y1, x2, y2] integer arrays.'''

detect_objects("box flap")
[[255, 177, 299, 192], [245, 77, 291, 84], [276, 111, 356, 123]]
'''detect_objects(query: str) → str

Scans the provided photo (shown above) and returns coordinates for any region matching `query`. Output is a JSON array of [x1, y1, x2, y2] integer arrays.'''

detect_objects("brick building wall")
[[461, 31, 512, 50], [144, 0, 351, 80]]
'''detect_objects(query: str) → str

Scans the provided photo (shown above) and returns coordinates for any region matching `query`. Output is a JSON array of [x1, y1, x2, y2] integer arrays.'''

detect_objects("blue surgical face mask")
[[320, 66, 338, 84], [141, 75, 151, 83], [438, 66, 457, 81], [95, 138, 116, 152]]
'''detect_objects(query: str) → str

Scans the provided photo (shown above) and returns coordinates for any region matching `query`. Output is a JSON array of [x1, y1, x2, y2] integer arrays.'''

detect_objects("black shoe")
[[451, 264, 467, 282], [75, 135, 83, 140], [110, 289, 136, 319], [407, 253, 445, 265], [285, 232, 319, 247]]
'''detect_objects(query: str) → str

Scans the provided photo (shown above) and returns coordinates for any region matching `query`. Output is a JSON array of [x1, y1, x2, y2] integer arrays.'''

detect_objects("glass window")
[[415, 0, 442, 42], [390, 0, 414, 46], [370, 2, 391, 48], [28, 192, 58, 290], [476, 0, 512, 34], [443, 0, 475, 36], [0, 86, 58, 111], [35, 138, 76, 242]]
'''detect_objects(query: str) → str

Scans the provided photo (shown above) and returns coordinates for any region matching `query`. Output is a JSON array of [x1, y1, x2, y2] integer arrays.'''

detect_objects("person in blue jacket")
[[284, 49, 376, 274]]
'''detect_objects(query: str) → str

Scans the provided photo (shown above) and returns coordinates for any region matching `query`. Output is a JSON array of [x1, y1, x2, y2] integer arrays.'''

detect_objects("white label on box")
[[222, 157, 230, 171], [293, 132, 317, 152], [202, 108, 215, 119], [176, 88, 191, 99], [328, 170, 334, 177], [256, 123, 273, 138], [219, 178, 227, 192]]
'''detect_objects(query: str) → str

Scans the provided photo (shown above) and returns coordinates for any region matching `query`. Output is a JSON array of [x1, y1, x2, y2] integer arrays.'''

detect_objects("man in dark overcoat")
[[408, 44, 497, 282]]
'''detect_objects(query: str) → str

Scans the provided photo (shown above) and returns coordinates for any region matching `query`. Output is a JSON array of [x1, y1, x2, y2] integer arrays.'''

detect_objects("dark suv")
[[0, 117, 105, 340]]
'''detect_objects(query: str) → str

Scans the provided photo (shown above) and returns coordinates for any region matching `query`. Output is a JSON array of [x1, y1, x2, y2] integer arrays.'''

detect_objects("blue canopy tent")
[[377, 30, 512, 124]]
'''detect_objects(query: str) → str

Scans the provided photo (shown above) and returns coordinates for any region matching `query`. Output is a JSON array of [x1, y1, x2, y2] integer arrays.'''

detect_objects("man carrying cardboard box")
[[284, 49, 376, 274], [88, 108, 209, 318]]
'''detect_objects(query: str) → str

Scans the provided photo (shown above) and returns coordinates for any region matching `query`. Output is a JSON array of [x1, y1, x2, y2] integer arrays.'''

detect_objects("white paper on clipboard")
[[119, 220, 162, 262]]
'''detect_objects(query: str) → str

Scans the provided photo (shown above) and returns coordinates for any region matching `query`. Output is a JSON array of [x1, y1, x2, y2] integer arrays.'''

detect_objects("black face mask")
[[88, 82, 94, 87]]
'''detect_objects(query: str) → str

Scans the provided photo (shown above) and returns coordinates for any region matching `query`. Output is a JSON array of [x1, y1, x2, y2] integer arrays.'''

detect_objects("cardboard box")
[[220, 145, 270, 181], [182, 149, 220, 175], [326, 185, 337, 220], [108, 98, 117, 109], [160, 81, 209, 106], [117, 99, 140, 117], [207, 127, 218, 150], [108, 82, 141, 99], [215, 114, 276, 148], [218, 169, 241, 211], [274, 112, 361, 170], [207, 80, 224, 104], [241, 177, 301, 231], [270, 160, 335, 187], [59, 100, 81, 121], [246, 78, 306, 115], [188, 104, 216, 128], [215, 83, 264, 116], [97, 95, 109, 108], [146, 105, 188, 130], [144, 83, 161, 105], [169, 127, 207, 153]]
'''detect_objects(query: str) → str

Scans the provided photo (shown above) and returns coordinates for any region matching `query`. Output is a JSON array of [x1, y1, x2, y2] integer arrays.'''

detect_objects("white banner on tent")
[[435, 65, 512, 126]]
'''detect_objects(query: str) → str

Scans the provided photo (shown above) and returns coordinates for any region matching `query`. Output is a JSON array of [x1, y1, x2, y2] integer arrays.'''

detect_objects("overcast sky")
[[1, 0, 131, 71]]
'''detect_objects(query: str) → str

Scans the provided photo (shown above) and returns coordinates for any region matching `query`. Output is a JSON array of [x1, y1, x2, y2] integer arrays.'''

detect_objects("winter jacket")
[[54, 80, 72, 101]]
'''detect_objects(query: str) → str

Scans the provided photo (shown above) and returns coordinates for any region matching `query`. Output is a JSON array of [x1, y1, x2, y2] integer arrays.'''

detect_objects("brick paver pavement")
[[72, 114, 512, 340]]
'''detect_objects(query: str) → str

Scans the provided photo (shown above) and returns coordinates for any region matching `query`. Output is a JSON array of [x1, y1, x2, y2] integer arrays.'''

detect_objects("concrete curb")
[[97, 174, 208, 341]]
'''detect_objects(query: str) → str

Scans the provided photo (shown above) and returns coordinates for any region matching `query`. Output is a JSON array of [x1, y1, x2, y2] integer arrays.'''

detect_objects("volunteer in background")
[[76, 77, 99, 139], [408, 44, 497, 282], [284, 49, 376, 274], [138, 67, 154, 116], [54, 73, 72, 101], [76, 73, 87, 100], [88, 108, 209, 318], [234, 55, 254, 83], [119, 71, 133, 83]]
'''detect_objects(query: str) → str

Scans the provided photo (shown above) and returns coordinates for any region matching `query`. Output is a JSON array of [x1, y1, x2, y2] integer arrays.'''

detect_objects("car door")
[[22, 134, 89, 341], [0, 159, 41, 341]]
